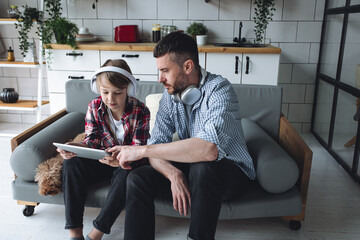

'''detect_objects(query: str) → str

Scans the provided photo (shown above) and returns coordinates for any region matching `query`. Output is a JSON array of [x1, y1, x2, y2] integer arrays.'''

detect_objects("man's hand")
[[169, 170, 191, 216], [108, 145, 145, 169]]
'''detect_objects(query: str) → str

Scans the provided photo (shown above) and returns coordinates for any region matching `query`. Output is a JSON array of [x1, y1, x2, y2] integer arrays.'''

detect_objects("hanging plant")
[[253, 0, 276, 44], [15, 5, 42, 57]]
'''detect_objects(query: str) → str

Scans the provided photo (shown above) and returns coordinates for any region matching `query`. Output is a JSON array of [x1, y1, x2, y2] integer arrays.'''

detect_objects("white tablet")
[[53, 142, 110, 160]]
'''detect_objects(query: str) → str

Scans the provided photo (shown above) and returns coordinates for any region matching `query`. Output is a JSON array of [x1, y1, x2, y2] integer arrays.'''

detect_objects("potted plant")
[[40, 0, 78, 49], [15, 0, 78, 58], [15, 5, 42, 57], [253, 0, 276, 45], [186, 22, 208, 45]]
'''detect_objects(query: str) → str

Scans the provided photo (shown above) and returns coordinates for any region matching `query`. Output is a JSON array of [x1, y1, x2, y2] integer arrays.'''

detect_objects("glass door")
[[312, 0, 360, 182]]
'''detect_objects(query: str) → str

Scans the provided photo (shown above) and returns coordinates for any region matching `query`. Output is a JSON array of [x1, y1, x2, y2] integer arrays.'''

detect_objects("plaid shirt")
[[82, 96, 150, 150], [148, 71, 256, 180]]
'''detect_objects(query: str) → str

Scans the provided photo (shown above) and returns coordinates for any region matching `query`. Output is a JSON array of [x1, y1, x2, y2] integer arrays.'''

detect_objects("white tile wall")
[[0, 0, 328, 132], [127, 0, 157, 19], [158, 0, 188, 20], [189, 0, 219, 20], [219, 0, 251, 21], [67, 0, 96, 19], [97, 0, 126, 19], [283, 0, 316, 21], [297, 22, 322, 42]]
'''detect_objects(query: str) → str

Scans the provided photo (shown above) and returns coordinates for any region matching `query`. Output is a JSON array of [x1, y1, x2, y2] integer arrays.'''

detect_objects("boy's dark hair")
[[153, 32, 200, 71]]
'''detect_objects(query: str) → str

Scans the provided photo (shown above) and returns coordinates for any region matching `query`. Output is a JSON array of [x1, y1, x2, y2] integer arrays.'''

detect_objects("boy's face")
[[156, 53, 187, 95], [98, 75, 128, 114]]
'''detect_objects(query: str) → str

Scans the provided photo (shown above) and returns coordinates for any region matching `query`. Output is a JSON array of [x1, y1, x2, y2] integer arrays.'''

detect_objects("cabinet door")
[[100, 51, 157, 75], [241, 54, 279, 85], [47, 70, 93, 93], [205, 53, 242, 84], [47, 50, 100, 71]]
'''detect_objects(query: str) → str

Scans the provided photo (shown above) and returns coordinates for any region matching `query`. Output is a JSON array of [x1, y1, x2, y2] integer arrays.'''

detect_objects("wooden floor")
[[1, 124, 360, 240]]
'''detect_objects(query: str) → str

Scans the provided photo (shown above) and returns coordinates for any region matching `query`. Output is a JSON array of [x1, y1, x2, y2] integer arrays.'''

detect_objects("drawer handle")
[[235, 56, 239, 74], [122, 54, 139, 58], [68, 76, 85, 79], [245, 56, 250, 74], [66, 53, 83, 56]]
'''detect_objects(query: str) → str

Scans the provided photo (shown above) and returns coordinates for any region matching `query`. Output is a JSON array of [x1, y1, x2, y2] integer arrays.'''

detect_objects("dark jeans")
[[124, 159, 251, 240], [62, 157, 129, 234]]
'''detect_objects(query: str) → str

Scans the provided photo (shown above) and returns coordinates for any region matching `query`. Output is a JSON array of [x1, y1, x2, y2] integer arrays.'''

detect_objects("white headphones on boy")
[[172, 68, 207, 105], [90, 66, 138, 97]]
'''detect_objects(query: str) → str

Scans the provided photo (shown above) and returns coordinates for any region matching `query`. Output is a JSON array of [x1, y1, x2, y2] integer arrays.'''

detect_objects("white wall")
[[0, 0, 326, 132]]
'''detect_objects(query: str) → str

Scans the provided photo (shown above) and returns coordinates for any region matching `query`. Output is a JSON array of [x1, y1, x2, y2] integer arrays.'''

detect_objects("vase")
[[196, 35, 208, 46], [0, 88, 19, 103]]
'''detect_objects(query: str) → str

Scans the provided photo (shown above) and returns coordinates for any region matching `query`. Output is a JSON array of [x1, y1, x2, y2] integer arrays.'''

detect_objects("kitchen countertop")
[[45, 41, 281, 54]]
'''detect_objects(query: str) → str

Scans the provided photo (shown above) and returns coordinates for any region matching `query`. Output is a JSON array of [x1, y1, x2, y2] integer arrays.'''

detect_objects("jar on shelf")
[[152, 24, 161, 43], [161, 25, 177, 39], [7, 47, 15, 61], [7, 5, 20, 18], [0, 88, 19, 103]]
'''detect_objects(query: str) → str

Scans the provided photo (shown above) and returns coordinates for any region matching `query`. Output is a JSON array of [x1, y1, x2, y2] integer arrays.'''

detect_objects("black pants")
[[62, 157, 129, 234], [124, 159, 251, 240]]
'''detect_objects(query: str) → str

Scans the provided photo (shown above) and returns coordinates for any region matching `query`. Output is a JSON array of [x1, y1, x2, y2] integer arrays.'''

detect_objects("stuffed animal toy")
[[35, 132, 85, 196]]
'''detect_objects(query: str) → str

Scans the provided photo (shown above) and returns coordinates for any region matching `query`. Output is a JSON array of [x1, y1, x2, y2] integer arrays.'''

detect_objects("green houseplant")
[[186, 22, 208, 45], [186, 22, 208, 38], [253, 0, 276, 44], [40, 0, 78, 49], [15, 6, 42, 57], [15, 0, 78, 57]]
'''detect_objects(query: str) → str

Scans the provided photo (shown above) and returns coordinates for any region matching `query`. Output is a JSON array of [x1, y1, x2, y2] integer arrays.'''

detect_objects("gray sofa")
[[10, 80, 312, 230]]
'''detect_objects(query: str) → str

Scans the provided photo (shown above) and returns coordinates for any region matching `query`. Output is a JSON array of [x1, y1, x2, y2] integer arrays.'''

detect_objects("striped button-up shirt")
[[148, 71, 256, 180]]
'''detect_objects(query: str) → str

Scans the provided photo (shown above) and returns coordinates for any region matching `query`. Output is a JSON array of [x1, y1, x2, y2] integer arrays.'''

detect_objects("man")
[[112, 32, 256, 240]]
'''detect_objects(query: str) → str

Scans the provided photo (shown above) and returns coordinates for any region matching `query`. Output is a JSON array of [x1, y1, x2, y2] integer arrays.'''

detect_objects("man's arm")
[[149, 157, 191, 216], [116, 137, 218, 169]]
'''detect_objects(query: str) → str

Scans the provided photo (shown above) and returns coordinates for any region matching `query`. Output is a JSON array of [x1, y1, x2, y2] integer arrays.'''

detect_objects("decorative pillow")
[[145, 93, 163, 133], [145, 93, 179, 141], [241, 118, 299, 194]]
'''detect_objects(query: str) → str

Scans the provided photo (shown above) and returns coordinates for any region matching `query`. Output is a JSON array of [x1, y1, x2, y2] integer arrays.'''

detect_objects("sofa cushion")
[[241, 118, 299, 194]]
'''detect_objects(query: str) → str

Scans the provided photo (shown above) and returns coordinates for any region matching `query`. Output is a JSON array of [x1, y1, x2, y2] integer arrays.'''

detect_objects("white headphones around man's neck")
[[91, 66, 138, 97], [172, 67, 207, 105]]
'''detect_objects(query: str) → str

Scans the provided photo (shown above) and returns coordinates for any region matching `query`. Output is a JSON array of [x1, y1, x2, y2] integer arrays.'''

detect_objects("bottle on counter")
[[7, 5, 20, 18], [152, 24, 161, 43], [7, 47, 15, 62]]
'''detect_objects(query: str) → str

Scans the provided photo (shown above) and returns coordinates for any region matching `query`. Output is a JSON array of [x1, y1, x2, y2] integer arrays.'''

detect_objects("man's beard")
[[166, 71, 187, 95]]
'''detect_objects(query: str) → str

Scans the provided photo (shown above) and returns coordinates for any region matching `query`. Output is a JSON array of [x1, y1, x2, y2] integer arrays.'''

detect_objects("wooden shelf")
[[0, 61, 42, 68], [0, 100, 49, 111], [0, 18, 17, 24]]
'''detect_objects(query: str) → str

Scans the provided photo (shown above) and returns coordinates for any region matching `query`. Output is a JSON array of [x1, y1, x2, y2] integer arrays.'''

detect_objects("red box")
[[114, 25, 139, 43]]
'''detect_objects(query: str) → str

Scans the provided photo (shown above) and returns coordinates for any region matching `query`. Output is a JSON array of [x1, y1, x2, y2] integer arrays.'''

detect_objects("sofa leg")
[[289, 220, 301, 230]]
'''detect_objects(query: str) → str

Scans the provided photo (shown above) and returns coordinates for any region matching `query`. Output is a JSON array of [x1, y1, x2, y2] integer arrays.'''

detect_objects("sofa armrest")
[[11, 108, 67, 152], [279, 114, 313, 221], [10, 111, 85, 181]]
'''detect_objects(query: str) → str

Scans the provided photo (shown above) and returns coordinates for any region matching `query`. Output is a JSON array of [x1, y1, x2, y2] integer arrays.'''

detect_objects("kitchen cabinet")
[[45, 43, 280, 113], [46, 49, 100, 113], [206, 52, 280, 85], [100, 51, 158, 82]]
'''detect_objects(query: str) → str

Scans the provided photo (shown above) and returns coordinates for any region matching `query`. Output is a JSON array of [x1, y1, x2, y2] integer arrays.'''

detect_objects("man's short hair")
[[153, 32, 200, 71]]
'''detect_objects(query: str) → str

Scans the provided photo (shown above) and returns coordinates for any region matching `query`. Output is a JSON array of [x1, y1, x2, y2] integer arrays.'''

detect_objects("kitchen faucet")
[[233, 22, 246, 44]]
